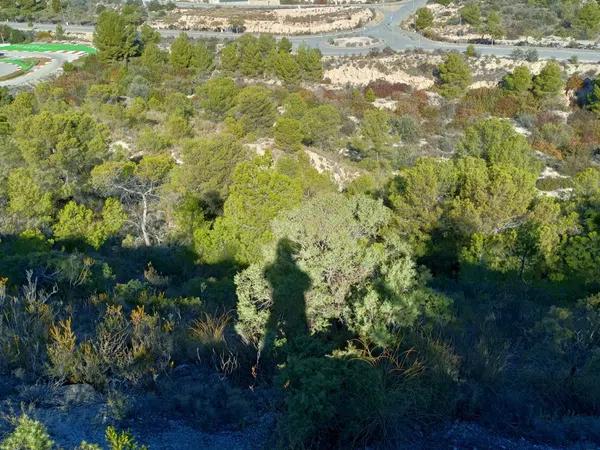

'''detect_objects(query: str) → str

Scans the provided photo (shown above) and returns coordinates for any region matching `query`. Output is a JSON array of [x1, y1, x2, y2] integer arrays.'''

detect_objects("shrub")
[[415, 7, 434, 31], [437, 53, 472, 98], [0, 415, 53, 450]]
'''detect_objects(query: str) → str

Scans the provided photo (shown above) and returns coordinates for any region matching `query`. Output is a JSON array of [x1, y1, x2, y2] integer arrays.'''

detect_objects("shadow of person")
[[263, 238, 311, 361]]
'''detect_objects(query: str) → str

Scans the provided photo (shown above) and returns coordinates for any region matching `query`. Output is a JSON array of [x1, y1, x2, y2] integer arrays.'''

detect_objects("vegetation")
[[0, 5, 599, 450]]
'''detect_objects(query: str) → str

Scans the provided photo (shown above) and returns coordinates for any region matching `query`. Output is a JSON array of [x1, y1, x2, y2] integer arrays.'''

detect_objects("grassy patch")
[[0, 57, 40, 81], [0, 42, 96, 54]]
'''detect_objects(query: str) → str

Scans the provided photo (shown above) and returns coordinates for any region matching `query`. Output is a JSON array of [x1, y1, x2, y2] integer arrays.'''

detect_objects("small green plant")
[[0, 415, 54, 450], [465, 44, 478, 58], [105, 427, 148, 450]]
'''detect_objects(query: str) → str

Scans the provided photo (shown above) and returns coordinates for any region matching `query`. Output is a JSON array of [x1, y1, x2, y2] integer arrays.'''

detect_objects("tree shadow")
[[262, 238, 311, 360]]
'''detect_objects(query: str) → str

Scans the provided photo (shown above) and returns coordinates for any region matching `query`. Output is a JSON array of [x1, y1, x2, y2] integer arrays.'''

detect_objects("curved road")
[[2, 0, 600, 86], [0, 49, 79, 87]]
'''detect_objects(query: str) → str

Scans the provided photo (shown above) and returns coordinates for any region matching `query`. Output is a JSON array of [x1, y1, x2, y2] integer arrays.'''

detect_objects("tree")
[[296, 45, 323, 82], [233, 86, 276, 134], [278, 37, 292, 53], [301, 104, 342, 149], [235, 193, 449, 344], [170, 33, 194, 70], [274, 117, 304, 152], [449, 156, 537, 236], [91, 156, 173, 246], [503, 65, 532, 92], [465, 44, 478, 57], [532, 61, 563, 98], [361, 109, 391, 158], [140, 24, 160, 47], [169, 133, 247, 208], [196, 155, 303, 265], [7, 168, 53, 228], [238, 35, 263, 77], [14, 111, 109, 197], [51, 0, 61, 13], [415, 7, 434, 31], [55, 23, 65, 40], [437, 52, 472, 98], [140, 43, 168, 67], [460, 3, 481, 26], [53, 199, 126, 249], [486, 11, 504, 43], [229, 16, 246, 33], [93, 10, 138, 62], [220, 42, 240, 74], [389, 158, 457, 256], [269, 50, 301, 85], [574, 2, 600, 38], [457, 118, 539, 173], [191, 41, 215, 75], [588, 78, 600, 116], [197, 77, 238, 119]]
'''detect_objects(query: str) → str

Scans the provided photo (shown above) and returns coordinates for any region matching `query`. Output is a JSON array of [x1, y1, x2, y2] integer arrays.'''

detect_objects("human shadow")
[[262, 238, 311, 363]]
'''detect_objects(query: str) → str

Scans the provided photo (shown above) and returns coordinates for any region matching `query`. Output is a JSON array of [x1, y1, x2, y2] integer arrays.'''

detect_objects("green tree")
[[220, 42, 240, 73], [7, 168, 53, 227], [140, 24, 160, 46], [197, 77, 238, 119], [278, 37, 293, 53], [457, 118, 539, 173], [437, 52, 472, 98], [191, 41, 215, 75], [588, 76, 600, 115], [197, 155, 303, 264], [361, 109, 391, 158], [140, 43, 168, 67], [238, 35, 263, 77], [389, 158, 457, 256], [170, 33, 194, 70], [270, 50, 301, 85], [503, 65, 532, 92], [53, 198, 126, 249], [449, 157, 537, 236], [460, 3, 481, 26], [532, 61, 563, 98], [574, 2, 600, 38], [486, 11, 504, 43], [14, 111, 109, 197], [93, 10, 138, 62], [296, 45, 323, 82], [169, 133, 247, 205], [274, 117, 304, 152], [235, 193, 449, 344], [415, 7, 434, 31], [233, 86, 276, 134], [301, 104, 342, 149]]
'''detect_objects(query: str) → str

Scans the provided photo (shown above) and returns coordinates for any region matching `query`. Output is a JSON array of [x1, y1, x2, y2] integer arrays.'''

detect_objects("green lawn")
[[0, 43, 96, 54]]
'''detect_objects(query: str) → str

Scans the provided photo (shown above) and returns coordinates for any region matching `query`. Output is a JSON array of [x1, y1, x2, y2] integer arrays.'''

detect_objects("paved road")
[[6, 0, 600, 60], [0, 49, 75, 87], [2, 0, 600, 86]]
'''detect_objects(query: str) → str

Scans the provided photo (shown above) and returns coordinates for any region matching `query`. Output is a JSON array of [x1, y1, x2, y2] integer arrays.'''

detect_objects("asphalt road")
[[6, 0, 600, 60], [0, 50, 74, 87], [2, 0, 600, 86]]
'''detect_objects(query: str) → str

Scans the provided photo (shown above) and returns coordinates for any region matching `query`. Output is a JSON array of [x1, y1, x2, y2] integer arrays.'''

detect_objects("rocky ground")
[[152, 6, 374, 35], [323, 50, 600, 88], [408, 3, 600, 49], [2, 373, 599, 449]]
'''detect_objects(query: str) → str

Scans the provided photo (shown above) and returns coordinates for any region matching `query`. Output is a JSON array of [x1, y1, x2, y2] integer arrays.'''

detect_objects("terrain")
[[0, 1, 599, 450]]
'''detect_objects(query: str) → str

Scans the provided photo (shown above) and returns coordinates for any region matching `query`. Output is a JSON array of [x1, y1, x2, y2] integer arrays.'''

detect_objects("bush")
[[0, 415, 53, 450]]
